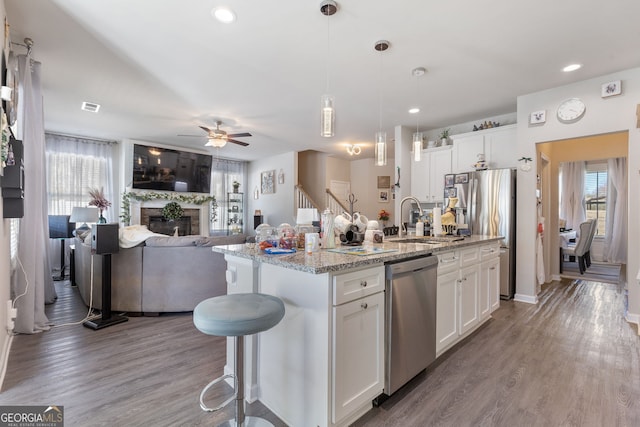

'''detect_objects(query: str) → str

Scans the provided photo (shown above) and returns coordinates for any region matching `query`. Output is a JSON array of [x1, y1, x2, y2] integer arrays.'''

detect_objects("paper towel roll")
[[432, 207, 442, 236]]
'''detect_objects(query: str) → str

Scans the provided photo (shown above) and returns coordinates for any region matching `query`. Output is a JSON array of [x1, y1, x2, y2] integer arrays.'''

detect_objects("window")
[[584, 161, 607, 237], [45, 134, 115, 220]]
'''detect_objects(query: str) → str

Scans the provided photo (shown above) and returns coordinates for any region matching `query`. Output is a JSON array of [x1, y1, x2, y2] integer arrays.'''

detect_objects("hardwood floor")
[[2, 278, 639, 426]]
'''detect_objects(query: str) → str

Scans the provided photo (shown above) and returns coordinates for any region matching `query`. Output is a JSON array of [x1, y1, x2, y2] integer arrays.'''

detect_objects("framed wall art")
[[529, 110, 546, 124], [377, 175, 391, 189], [601, 80, 622, 98], [261, 170, 275, 194], [378, 190, 389, 203], [454, 173, 468, 184]]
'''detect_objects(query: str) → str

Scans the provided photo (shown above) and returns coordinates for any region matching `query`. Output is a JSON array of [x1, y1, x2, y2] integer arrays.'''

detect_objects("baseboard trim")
[[514, 293, 538, 304], [626, 312, 640, 335]]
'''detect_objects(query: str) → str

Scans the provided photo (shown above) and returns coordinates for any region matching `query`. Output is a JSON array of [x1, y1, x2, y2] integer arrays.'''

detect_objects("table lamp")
[[70, 207, 99, 235]]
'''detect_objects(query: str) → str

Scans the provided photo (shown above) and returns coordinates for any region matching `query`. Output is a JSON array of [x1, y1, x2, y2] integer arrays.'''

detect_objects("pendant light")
[[374, 40, 390, 166], [412, 67, 426, 162], [320, 1, 337, 137]]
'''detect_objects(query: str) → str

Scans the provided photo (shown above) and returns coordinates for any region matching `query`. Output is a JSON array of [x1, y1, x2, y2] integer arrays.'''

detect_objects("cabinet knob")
[[360, 280, 367, 287], [490, 267, 496, 270], [361, 302, 368, 310]]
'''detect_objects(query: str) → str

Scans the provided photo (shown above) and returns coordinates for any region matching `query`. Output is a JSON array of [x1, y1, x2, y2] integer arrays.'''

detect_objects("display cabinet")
[[226, 192, 244, 234]]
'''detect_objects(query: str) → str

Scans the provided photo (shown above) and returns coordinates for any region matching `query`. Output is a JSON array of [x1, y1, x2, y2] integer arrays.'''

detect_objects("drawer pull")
[[360, 280, 367, 287], [490, 267, 496, 270], [361, 302, 368, 309], [441, 257, 458, 264]]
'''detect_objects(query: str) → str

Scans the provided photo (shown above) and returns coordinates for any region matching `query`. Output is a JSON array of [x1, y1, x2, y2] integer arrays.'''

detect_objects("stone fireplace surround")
[[129, 198, 209, 235]]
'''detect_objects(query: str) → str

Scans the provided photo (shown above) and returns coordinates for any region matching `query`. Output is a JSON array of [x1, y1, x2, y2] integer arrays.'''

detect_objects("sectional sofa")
[[73, 233, 247, 314]]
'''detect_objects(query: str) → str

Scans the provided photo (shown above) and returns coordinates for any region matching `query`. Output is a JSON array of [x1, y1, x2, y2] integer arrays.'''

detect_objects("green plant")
[[439, 128, 450, 140], [120, 191, 217, 225], [162, 202, 184, 221]]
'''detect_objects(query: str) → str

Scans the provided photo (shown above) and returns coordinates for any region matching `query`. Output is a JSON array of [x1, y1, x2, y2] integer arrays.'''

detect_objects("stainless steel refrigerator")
[[445, 168, 516, 299]]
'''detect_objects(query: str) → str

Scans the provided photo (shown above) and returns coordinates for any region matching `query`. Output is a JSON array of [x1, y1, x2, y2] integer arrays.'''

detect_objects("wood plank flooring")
[[2, 278, 639, 426]]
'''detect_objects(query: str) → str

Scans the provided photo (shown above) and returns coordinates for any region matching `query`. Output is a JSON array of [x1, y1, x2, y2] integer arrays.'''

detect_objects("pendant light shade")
[[320, 1, 337, 138], [413, 132, 423, 162], [321, 94, 335, 137], [374, 40, 390, 167], [375, 131, 387, 166]]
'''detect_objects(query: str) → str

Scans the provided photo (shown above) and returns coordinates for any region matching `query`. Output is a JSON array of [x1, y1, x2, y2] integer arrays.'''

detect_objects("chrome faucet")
[[399, 196, 424, 237]]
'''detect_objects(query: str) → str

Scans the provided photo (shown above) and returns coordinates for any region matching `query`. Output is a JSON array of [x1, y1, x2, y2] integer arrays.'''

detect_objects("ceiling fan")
[[179, 121, 251, 148]]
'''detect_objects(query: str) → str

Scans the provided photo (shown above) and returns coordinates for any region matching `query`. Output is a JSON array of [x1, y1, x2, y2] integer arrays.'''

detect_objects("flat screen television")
[[132, 144, 212, 193]]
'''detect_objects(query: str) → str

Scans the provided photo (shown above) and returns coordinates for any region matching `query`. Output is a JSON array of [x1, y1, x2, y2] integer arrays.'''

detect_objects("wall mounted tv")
[[132, 144, 212, 193]]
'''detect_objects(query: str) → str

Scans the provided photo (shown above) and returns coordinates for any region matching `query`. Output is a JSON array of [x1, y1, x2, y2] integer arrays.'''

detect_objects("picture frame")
[[601, 80, 622, 98], [529, 110, 546, 124], [261, 170, 275, 194], [444, 174, 455, 188], [377, 175, 391, 189], [445, 187, 457, 199], [378, 190, 389, 203], [277, 169, 285, 184], [454, 173, 468, 184]]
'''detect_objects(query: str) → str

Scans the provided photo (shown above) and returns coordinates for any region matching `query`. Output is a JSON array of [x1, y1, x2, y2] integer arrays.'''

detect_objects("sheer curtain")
[[13, 54, 53, 333], [604, 157, 627, 263], [45, 134, 115, 220], [559, 161, 586, 232]]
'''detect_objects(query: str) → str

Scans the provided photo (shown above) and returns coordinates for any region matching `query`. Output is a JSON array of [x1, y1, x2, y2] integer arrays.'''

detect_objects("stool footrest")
[[199, 373, 236, 412]]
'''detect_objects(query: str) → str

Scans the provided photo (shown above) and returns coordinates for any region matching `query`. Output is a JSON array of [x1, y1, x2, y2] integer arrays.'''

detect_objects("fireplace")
[[148, 216, 191, 236], [140, 208, 201, 236]]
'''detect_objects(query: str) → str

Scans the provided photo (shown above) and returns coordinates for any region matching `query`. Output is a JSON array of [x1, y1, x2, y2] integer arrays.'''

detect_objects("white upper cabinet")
[[411, 146, 452, 203], [450, 124, 517, 173]]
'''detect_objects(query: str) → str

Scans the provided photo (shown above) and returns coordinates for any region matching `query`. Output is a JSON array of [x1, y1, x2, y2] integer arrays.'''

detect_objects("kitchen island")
[[212, 235, 501, 427]]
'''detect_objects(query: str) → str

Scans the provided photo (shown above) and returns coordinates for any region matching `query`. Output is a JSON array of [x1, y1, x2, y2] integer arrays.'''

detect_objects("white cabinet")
[[436, 244, 499, 356], [479, 242, 501, 319], [411, 146, 452, 203], [450, 124, 517, 173], [459, 264, 480, 335], [332, 266, 384, 425]]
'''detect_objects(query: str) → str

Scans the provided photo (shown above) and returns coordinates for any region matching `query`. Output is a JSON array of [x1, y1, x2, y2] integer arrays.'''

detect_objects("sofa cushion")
[[145, 235, 201, 247], [195, 234, 247, 247]]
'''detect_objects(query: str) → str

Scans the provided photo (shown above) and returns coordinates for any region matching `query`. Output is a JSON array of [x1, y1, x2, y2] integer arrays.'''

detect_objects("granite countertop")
[[213, 235, 502, 274]]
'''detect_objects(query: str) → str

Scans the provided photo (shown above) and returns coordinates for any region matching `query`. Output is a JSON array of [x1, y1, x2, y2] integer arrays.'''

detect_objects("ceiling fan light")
[[205, 137, 227, 148]]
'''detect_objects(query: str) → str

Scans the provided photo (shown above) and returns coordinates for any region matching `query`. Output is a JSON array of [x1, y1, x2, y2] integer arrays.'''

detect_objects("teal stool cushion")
[[193, 293, 285, 337]]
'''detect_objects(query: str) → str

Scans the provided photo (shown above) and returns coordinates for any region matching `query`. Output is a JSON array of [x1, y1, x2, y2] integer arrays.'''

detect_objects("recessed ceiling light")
[[562, 63, 582, 72], [81, 101, 100, 113], [212, 7, 236, 23], [409, 107, 420, 114]]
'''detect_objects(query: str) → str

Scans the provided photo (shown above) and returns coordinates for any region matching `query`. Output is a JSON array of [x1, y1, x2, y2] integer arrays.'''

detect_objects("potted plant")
[[439, 128, 450, 146], [88, 187, 111, 223], [232, 180, 240, 193], [378, 209, 390, 227]]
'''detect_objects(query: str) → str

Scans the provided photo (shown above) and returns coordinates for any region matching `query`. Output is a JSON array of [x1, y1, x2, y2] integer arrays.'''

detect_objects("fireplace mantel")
[[123, 190, 215, 235]]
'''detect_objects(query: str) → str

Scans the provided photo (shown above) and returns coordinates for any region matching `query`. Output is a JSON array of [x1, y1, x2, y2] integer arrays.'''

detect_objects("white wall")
[[349, 157, 394, 224], [0, 0, 13, 389], [516, 68, 640, 327], [247, 151, 297, 231]]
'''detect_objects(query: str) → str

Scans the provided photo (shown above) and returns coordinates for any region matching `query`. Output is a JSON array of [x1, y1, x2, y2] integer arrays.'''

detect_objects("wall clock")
[[556, 98, 586, 123]]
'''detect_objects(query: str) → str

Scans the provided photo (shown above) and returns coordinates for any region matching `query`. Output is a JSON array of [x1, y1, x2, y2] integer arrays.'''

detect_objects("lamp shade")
[[296, 208, 318, 225], [70, 207, 99, 224]]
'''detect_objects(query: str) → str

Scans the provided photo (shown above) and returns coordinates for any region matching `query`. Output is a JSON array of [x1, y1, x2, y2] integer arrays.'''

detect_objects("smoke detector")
[[320, 0, 338, 16]]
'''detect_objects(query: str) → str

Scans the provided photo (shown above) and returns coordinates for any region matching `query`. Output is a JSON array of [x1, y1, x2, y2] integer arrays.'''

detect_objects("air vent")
[[81, 101, 100, 113]]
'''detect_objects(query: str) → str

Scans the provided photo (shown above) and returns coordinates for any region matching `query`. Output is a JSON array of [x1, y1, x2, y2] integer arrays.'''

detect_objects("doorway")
[[535, 131, 628, 281]]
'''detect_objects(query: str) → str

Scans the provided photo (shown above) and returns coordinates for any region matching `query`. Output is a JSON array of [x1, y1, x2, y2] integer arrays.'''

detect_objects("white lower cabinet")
[[332, 266, 385, 425], [332, 291, 384, 424], [436, 243, 498, 356]]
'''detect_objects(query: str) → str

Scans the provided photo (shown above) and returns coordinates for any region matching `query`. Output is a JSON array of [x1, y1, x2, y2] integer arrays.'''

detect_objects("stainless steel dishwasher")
[[384, 255, 438, 396]]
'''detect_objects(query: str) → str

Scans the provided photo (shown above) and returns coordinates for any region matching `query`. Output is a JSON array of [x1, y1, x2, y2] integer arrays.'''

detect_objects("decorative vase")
[[233, 185, 239, 193], [98, 210, 107, 223]]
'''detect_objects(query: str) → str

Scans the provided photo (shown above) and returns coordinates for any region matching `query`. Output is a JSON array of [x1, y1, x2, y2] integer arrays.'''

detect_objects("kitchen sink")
[[388, 236, 464, 244]]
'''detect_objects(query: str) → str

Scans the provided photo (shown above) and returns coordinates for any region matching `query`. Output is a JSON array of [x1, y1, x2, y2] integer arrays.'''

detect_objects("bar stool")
[[193, 293, 285, 426]]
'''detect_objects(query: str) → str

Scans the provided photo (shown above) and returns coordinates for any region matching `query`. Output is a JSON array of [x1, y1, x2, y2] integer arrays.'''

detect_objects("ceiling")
[[5, 0, 640, 162]]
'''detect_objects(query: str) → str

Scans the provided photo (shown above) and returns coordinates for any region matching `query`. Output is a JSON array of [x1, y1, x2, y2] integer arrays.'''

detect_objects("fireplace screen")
[[148, 216, 191, 236]]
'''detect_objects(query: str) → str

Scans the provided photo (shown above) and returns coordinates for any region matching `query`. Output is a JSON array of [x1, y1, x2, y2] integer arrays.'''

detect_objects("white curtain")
[[12, 54, 53, 334], [45, 133, 115, 220], [559, 161, 586, 233], [604, 157, 627, 263]]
